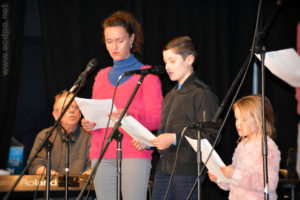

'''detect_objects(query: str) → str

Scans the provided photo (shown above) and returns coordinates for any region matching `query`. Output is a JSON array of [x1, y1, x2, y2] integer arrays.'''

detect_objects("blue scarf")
[[108, 55, 143, 86]]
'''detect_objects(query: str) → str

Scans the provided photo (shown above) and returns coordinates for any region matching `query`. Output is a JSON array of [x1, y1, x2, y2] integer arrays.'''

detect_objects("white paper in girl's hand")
[[185, 137, 237, 185]]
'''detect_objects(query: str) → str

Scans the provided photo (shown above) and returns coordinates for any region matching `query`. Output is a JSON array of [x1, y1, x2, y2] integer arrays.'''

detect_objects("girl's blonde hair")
[[233, 94, 276, 139]]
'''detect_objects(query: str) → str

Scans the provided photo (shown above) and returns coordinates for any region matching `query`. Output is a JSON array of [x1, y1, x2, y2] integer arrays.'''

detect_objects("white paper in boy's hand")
[[121, 116, 156, 147], [185, 137, 237, 185], [75, 97, 117, 130]]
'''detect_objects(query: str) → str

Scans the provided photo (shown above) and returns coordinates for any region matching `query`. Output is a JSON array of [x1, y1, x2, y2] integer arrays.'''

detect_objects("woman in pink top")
[[81, 11, 163, 200], [208, 94, 281, 200]]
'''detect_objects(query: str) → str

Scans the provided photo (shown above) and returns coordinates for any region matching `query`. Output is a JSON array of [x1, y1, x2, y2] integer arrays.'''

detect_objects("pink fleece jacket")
[[217, 136, 281, 200], [89, 66, 163, 160]]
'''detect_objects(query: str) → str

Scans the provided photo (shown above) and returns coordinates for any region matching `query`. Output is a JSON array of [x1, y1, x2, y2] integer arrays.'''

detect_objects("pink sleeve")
[[129, 74, 163, 131], [231, 141, 280, 192], [91, 69, 106, 99], [216, 181, 230, 191]]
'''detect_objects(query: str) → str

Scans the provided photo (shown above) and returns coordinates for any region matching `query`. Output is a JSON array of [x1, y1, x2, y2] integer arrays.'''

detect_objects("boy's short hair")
[[163, 36, 197, 61]]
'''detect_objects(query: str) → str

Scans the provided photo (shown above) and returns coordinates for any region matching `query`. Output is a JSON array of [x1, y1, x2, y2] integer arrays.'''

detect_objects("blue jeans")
[[152, 170, 205, 200]]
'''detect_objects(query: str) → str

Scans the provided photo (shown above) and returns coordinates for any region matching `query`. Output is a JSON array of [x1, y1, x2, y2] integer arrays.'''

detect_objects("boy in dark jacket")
[[151, 36, 219, 200]]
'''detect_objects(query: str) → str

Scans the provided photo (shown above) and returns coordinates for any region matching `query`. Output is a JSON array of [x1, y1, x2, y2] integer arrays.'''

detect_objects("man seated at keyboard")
[[27, 90, 91, 175]]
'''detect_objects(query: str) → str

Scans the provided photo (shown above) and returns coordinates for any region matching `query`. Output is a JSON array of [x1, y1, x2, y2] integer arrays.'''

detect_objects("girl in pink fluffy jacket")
[[208, 94, 281, 200]]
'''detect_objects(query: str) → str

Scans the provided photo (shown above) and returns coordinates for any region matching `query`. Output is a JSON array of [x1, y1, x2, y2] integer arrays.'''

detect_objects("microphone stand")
[[76, 74, 147, 200], [185, 120, 221, 200], [212, 0, 285, 122], [195, 112, 208, 200], [115, 129, 123, 200], [259, 47, 269, 200], [45, 139, 53, 200], [3, 78, 87, 200], [251, 0, 286, 198], [196, 129, 201, 200], [64, 132, 71, 200]]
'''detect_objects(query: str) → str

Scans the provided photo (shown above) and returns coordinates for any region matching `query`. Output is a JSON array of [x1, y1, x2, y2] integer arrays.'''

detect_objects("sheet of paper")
[[75, 97, 156, 146], [185, 137, 237, 185], [121, 116, 156, 147], [75, 97, 117, 130], [255, 48, 300, 87]]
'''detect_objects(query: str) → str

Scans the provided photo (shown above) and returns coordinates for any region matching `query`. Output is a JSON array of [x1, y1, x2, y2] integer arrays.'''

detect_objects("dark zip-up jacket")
[[156, 73, 219, 175]]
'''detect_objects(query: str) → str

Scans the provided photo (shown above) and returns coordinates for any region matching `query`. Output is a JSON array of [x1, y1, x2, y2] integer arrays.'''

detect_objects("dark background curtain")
[[1, 0, 299, 199], [0, 0, 25, 169]]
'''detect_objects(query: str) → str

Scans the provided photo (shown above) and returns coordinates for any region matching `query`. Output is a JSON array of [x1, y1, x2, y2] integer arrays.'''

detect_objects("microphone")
[[187, 120, 222, 130], [122, 65, 164, 76], [69, 58, 98, 93]]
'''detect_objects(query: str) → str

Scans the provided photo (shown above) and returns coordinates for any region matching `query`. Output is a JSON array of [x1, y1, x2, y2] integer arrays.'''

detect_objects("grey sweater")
[[27, 125, 91, 174]]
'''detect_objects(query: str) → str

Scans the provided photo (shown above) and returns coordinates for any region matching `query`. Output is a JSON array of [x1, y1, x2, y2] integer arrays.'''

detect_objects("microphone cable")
[[99, 74, 122, 155], [162, 127, 188, 200]]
